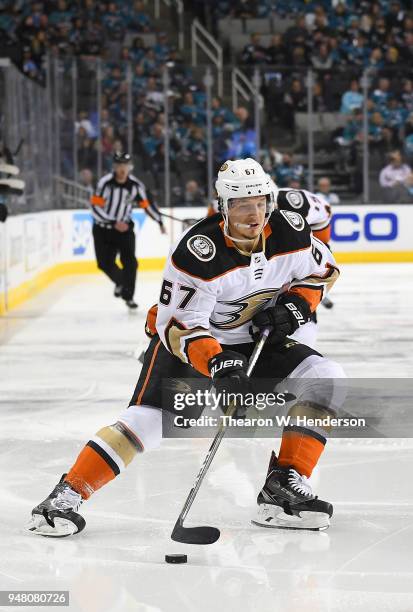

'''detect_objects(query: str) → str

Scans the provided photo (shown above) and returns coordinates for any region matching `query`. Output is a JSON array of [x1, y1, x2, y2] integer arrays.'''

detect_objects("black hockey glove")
[[208, 350, 252, 418], [252, 293, 311, 344]]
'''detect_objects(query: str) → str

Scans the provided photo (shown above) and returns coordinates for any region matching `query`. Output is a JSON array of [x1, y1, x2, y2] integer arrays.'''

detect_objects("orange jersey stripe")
[[313, 225, 331, 244], [187, 336, 222, 377], [288, 286, 323, 312], [138, 199, 149, 209], [90, 194, 106, 207], [136, 339, 161, 404]]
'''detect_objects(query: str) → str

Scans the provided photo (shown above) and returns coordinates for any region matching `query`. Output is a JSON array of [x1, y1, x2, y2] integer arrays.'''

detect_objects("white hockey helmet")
[[215, 158, 277, 241]]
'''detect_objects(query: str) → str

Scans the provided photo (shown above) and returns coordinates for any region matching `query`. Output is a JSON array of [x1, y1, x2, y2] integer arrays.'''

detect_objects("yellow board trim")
[[0, 258, 166, 314], [334, 251, 413, 263], [1, 251, 413, 315]]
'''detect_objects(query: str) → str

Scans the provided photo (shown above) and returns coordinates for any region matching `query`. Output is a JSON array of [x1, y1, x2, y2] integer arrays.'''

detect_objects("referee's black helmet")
[[113, 151, 131, 164]]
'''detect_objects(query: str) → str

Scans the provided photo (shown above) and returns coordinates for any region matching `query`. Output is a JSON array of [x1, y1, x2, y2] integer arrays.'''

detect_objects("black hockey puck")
[[165, 554, 187, 564]]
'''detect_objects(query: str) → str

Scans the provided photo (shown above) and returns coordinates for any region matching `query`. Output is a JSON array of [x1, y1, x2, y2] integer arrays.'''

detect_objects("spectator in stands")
[[284, 15, 308, 51], [79, 169, 94, 195], [371, 78, 392, 110], [267, 34, 287, 65], [76, 111, 96, 139], [132, 63, 147, 94], [102, 2, 125, 41], [404, 119, 413, 163], [364, 48, 384, 72], [312, 6, 331, 37], [274, 153, 304, 187], [101, 126, 115, 156], [154, 32, 170, 61], [340, 79, 363, 115], [130, 37, 147, 62], [401, 79, 413, 112], [312, 81, 327, 112], [179, 91, 205, 125], [316, 177, 340, 205], [385, 1, 405, 32], [143, 123, 164, 159], [367, 111, 385, 148], [241, 33, 269, 65], [401, 31, 413, 64], [311, 42, 334, 70], [384, 98, 408, 132], [145, 76, 164, 111], [381, 47, 404, 79], [282, 79, 307, 131], [186, 127, 207, 164], [22, 47, 40, 79], [403, 172, 413, 199], [328, 2, 348, 35], [78, 138, 97, 172], [211, 97, 237, 129], [234, 106, 254, 130], [290, 45, 308, 66], [342, 33, 369, 67], [131, 0, 152, 32], [181, 180, 206, 206], [379, 150, 412, 202]]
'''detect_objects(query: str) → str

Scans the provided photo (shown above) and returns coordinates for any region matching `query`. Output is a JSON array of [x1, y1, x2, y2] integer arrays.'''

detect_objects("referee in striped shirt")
[[89, 151, 165, 309]]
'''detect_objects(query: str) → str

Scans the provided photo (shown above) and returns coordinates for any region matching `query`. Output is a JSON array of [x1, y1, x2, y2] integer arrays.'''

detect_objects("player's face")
[[227, 195, 267, 240], [114, 163, 130, 182]]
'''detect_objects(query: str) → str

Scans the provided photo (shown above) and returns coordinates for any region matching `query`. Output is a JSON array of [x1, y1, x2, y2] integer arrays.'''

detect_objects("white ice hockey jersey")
[[154, 211, 339, 376], [277, 188, 332, 243]]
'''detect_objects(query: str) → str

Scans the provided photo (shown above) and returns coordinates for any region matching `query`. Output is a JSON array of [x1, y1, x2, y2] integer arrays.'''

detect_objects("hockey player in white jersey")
[[27, 159, 345, 537], [276, 187, 333, 348], [208, 184, 333, 348]]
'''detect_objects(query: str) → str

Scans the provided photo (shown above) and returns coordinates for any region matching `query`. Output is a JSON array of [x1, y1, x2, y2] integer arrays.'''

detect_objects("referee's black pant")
[[92, 223, 137, 301]]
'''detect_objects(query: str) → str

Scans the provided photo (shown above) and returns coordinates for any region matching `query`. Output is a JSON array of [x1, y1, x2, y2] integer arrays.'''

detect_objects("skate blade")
[[26, 514, 79, 538], [251, 504, 330, 531]]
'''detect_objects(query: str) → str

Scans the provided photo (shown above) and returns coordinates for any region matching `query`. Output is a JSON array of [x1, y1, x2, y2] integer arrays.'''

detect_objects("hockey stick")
[[159, 210, 201, 226], [171, 327, 271, 545], [158, 211, 184, 222]]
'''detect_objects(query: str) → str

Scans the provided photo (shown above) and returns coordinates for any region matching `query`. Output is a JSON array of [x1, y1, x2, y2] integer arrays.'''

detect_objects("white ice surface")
[[1, 265, 413, 612]]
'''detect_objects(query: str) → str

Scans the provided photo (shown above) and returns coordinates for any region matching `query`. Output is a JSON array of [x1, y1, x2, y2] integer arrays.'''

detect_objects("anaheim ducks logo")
[[187, 234, 216, 261], [210, 289, 279, 330], [286, 190, 304, 209], [279, 209, 305, 231]]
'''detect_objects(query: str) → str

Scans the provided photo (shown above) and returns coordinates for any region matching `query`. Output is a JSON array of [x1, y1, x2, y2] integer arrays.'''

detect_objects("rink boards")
[[0, 204, 412, 313]]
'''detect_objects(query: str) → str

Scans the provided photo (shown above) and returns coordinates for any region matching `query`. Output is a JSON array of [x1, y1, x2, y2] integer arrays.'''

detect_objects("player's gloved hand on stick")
[[252, 293, 311, 344], [208, 350, 252, 418]]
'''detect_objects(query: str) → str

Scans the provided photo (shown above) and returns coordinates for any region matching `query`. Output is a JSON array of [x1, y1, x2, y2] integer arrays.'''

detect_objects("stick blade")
[[171, 522, 220, 545]]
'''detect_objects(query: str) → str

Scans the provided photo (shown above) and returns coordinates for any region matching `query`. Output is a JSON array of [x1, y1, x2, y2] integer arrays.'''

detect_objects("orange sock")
[[65, 443, 118, 500], [278, 431, 325, 477]]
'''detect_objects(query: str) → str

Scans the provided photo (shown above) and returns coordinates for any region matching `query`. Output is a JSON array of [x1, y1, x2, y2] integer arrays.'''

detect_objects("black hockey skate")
[[27, 475, 85, 537], [114, 284, 123, 298], [252, 452, 333, 531], [125, 299, 138, 310]]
